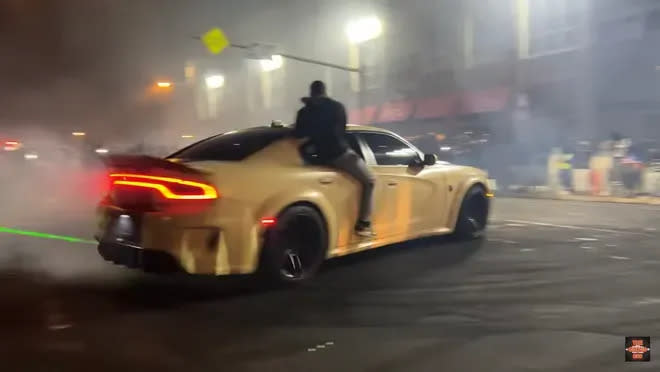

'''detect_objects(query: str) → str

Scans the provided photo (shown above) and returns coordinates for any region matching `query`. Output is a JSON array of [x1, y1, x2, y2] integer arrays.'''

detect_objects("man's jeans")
[[331, 150, 375, 224]]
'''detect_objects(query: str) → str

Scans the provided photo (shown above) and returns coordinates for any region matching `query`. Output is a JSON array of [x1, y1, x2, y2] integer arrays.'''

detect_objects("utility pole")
[[575, 0, 596, 142]]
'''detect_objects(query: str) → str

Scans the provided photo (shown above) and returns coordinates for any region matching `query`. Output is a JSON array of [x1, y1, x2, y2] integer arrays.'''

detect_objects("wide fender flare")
[[447, 177, 487, 231], [255, 190, 337, 256]]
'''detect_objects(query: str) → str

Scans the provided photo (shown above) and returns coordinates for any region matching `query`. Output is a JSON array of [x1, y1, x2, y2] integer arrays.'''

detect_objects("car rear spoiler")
[[102, 155, 208, 177]]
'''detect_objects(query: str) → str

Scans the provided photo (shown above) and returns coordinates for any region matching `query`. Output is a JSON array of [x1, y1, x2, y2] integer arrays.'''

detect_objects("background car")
[[96, 124, 492, 284]]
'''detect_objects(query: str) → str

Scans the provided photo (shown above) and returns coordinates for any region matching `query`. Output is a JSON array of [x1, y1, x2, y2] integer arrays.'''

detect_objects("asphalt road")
[[1, 198, 660, 371]]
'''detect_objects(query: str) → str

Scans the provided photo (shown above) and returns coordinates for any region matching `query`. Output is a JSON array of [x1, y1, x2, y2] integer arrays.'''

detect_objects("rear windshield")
[[168, 127, 292, 161]]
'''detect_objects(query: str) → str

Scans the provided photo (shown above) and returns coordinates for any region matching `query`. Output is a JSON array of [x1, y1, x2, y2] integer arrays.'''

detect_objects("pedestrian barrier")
[[644, 171, 660, 196], [572, 169, 590, 194], [499, 151, 660, 203], [590, 170, 601, 196]]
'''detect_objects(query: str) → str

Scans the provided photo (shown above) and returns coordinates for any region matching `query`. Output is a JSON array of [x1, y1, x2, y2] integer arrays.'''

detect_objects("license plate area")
[[104, 213, 142, 245]]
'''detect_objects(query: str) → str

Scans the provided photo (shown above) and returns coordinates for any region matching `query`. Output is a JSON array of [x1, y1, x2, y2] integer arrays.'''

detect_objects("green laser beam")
[[0, 226, 96, 245]]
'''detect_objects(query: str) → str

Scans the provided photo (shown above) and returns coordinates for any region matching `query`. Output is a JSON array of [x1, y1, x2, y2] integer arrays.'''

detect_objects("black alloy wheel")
[[259, 205, 327, 285], [454, 185, 489, 240]]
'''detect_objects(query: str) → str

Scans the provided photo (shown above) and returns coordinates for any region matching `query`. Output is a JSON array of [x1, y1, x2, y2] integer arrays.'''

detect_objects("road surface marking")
[[609, 256, 631, 260], [520, 248, 534, 252], [575, 237, 598, 241], [505, 220, 653, 236], [580, 246, 595, 250], [307, 341, 334, 352], [505, 223, 527, 227], [48, 323, 72, 331], [635, 298, 660, 305], [488, 238, 518, 244], [376, 280, 554, 293], [605, 244, 617, 247], [645, 227, 657, 232]]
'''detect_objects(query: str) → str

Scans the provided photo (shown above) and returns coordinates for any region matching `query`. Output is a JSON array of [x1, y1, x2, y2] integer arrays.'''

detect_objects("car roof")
[[346, 124, 390, 133], [259, 123, 391, 134], [194, 124, 391, 142]]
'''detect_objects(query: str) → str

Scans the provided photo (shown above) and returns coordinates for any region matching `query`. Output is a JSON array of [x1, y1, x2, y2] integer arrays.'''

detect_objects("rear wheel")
[[453, 185, 489, 240], [259, 205, 327, 285]]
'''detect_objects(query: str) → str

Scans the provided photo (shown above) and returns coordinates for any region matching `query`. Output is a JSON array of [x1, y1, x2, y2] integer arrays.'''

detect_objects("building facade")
[[336, 0, 660, 177]]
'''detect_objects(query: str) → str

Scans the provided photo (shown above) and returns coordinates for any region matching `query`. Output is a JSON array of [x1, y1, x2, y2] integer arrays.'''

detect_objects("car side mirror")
[[423, 154, 437, 166], [408, 156, 423, 168]]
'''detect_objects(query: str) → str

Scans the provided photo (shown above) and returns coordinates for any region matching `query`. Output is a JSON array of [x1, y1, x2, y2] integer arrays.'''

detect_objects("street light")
[[181, 135, 195, 139], [156, 81, 173, 88], [346, 16, 383, 44], [4, 140, 20, 151], [345, 16, 382, 117], [205, 74, 225, 89], [72, 132, 86, 137], [260, 55, 283, 72], [95, 148, 109, 154]]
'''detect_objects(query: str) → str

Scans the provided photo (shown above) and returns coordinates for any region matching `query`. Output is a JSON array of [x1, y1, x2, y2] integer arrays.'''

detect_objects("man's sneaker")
[[355, 221, 374, 237]]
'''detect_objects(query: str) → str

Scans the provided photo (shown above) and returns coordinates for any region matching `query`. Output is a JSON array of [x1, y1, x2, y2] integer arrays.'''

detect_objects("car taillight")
[[104, 173, 218, 214], [109, 173, 218, 200]]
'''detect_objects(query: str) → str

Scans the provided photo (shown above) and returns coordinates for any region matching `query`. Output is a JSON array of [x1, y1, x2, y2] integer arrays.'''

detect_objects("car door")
[[343, 133, 397, 240], [358, 131, 446, 236]]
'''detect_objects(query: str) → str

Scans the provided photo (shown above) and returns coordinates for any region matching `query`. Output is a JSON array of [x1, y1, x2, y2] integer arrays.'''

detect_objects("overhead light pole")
[[346, 16, 383, 123], [260, 55, 284, 72], [205, 74, 225, 89]]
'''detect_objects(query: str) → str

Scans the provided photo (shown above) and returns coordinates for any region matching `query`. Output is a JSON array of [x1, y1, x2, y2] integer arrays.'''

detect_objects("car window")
[[346, 133, 364, 159], [168, 127, 292, 161], [360, 132, 419, 166]]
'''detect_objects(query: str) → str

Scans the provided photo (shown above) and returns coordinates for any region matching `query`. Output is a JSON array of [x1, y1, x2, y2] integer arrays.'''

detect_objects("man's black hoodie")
[[294, 96, 349, 162]]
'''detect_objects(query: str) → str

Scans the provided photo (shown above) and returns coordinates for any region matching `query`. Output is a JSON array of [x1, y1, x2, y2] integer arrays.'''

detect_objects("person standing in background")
[[609, 132, 631, 196]]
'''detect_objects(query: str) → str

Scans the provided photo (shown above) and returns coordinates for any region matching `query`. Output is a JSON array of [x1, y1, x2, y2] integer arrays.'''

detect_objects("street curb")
[[495, 192, 660, 206]]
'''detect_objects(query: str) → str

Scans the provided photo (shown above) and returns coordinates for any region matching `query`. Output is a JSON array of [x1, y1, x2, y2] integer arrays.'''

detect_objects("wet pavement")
[[1, 198, 660, 371]]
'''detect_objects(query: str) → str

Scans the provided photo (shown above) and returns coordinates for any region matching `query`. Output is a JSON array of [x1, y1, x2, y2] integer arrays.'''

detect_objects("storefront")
[[347, 86, 513, 171]]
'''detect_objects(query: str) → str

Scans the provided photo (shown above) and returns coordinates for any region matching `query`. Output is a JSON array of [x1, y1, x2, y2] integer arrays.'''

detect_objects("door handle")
[[387, 181, 398, 187], [319, 177, 335, 185]]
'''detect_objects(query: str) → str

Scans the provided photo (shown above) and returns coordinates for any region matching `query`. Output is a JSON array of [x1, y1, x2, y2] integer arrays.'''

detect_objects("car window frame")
[[352, 131, 424, 167], [346, 132, 372, 163], [166, 127, 293, 161]]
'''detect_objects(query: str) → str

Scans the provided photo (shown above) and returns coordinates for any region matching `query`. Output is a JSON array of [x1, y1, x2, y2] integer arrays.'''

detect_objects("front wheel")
[[258, 205, 328, 285], [453, 185, 489, 240]]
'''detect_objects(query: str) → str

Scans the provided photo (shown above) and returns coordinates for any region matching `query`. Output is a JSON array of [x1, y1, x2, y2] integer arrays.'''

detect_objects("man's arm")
[[335, 102, 348, 137]]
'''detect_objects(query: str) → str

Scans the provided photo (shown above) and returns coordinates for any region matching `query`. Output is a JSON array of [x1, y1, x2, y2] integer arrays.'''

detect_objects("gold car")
[[96, 124, 491, 283]]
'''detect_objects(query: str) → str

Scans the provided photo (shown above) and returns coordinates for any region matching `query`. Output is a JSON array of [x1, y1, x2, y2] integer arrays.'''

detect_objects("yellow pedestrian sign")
[[202, 28, 230, 55]]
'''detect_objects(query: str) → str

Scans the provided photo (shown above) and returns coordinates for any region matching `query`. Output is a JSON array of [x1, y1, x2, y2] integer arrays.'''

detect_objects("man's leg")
[[332, 150, 375, 227]]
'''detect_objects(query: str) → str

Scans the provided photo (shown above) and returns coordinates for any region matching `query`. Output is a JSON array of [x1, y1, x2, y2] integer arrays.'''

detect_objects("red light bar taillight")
[[109, 173, 218, 200]]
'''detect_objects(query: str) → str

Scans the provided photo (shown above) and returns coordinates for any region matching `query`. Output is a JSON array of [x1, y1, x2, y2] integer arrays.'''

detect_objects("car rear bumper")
[[95, 205, 264, 275], [97, 240, 183, 274]]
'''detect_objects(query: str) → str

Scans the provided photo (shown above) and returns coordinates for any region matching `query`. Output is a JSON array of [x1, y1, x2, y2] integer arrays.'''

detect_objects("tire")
[[258, 205, 328, 285], [453, 185, 489, 240]]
